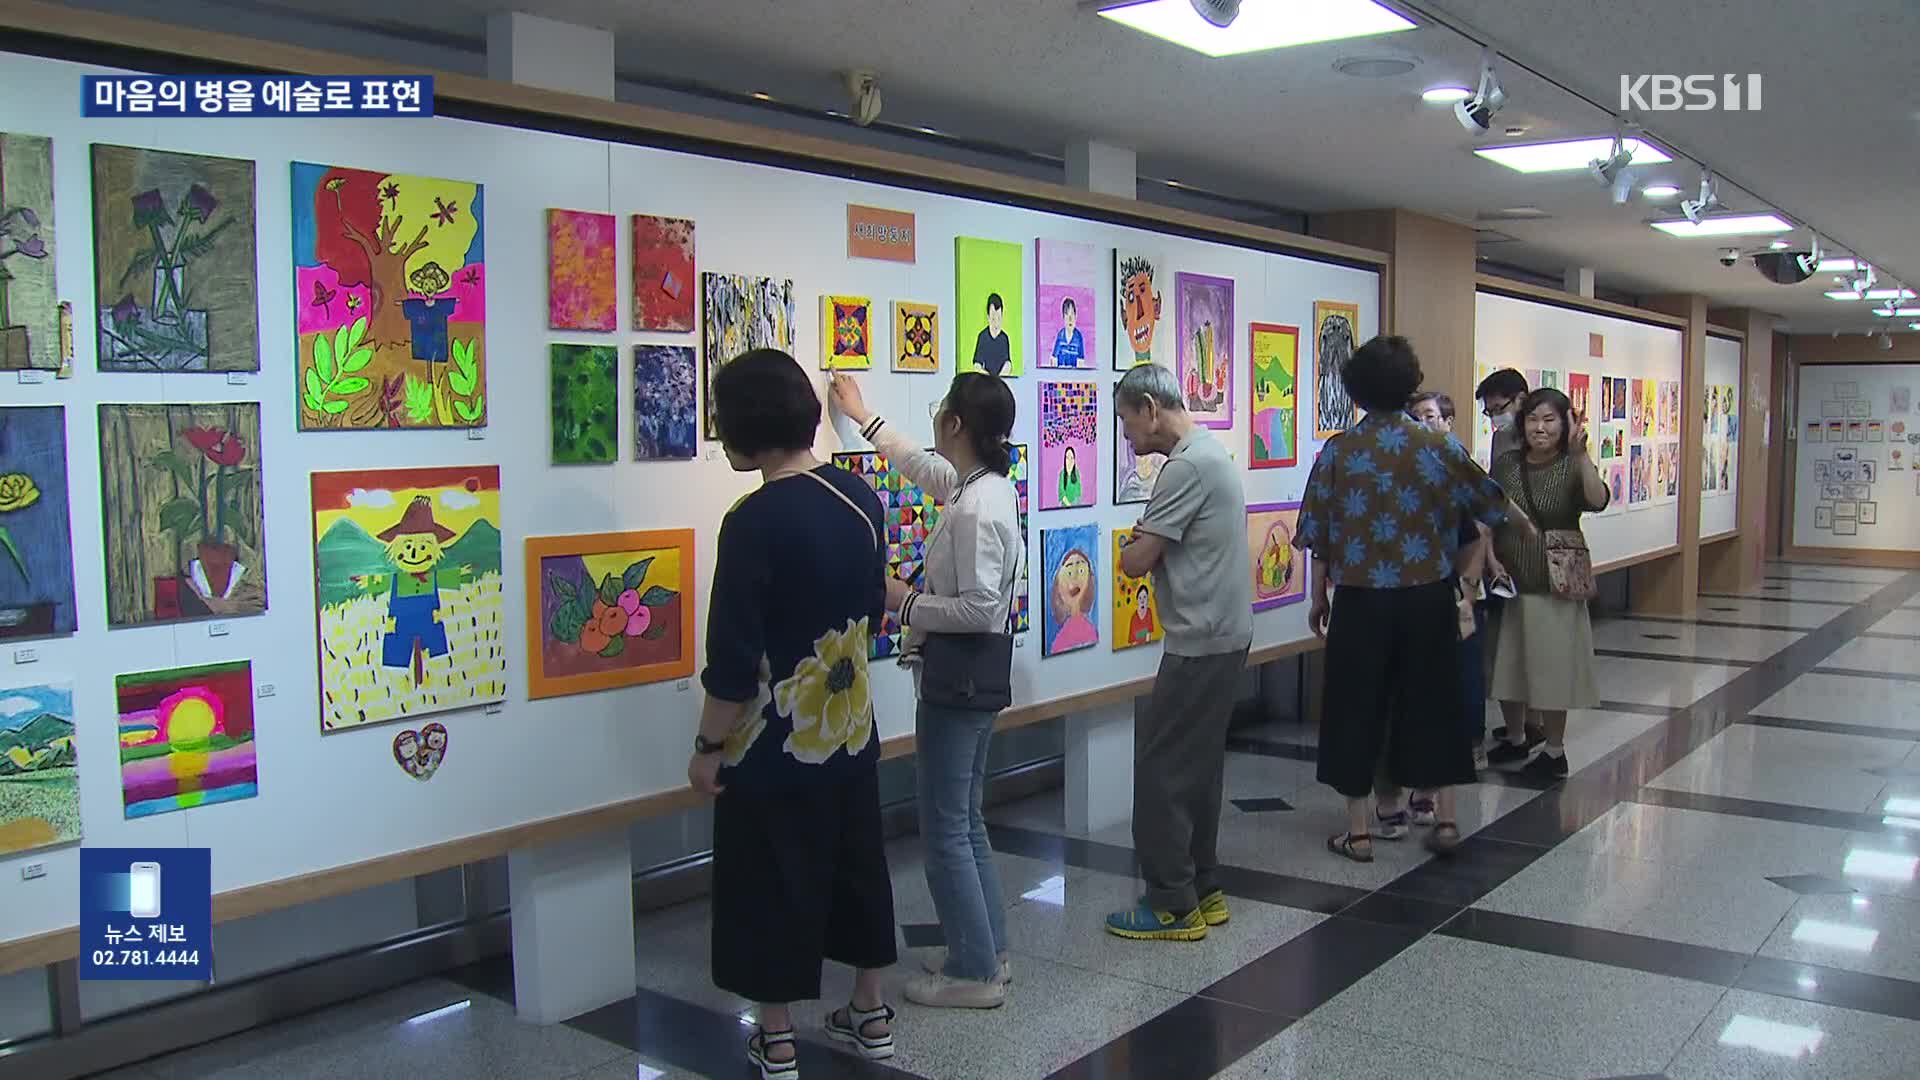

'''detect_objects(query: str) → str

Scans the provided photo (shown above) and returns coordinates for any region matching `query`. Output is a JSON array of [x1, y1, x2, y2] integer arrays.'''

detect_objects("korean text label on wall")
[[846, 204, 916, 263], [79, 847, 213, 981], [83, 76, 434, 117]]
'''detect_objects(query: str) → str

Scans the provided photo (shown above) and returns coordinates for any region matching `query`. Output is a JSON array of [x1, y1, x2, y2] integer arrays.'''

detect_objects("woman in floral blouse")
[[687, 349, 897, 1079]]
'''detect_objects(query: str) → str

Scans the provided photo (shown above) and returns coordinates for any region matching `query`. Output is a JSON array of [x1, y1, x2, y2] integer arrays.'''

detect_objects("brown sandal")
[[1327, 832, 1374, 863], [1424, 822, 1462, 856]]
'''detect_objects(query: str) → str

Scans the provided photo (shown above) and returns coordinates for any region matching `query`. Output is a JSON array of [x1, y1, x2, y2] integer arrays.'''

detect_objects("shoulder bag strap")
[[797, 470, 881, 556]]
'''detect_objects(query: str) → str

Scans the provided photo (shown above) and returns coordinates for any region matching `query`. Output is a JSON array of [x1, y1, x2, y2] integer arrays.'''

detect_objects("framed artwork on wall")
[[1248, 322, 1298, 469], [1039, 380, 1097, 510], [1040, 522, 1099, 657], [821, 294, 873, 370], [892, 301, 939, 373], [1035, 238, 1097, 369], [1312, 300, 1360, 438], [524, 529, 695, 699], [1111, 528, 1161, 651], [1112, 248, 1166, 370], [1174, 272, 1233, 428], [1246, 501, 1306, 611]]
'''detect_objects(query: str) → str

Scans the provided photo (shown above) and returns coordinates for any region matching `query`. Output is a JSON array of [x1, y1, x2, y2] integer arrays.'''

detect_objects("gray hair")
[[1115, 362, 1183, 413]]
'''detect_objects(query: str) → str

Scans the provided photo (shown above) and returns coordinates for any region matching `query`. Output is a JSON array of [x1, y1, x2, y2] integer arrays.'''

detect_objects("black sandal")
[[1424, 822, 1462, 856], [825, 1001, 894, 1060], [1327, 831, 1374, 863], [746, 1028, 798, 1079]]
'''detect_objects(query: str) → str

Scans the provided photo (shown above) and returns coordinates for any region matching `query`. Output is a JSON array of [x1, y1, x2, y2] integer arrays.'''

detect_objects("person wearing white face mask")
[[1473, 368, 1540, 754]]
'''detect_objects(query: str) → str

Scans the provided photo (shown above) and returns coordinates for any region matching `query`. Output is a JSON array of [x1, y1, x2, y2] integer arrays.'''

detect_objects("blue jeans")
[[915, 702, 1007, 982]]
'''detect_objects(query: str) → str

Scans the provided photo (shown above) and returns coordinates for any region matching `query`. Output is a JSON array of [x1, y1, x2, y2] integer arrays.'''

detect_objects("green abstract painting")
[[550, 344, 616, 464]]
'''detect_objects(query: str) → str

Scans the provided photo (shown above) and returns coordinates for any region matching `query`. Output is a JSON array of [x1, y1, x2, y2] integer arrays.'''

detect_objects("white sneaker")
[[904, 972, 1007, 1010], [921, 948, 1012, 985]]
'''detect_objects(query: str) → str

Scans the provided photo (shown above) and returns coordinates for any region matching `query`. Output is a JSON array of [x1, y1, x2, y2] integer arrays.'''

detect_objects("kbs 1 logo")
[[1620, 74, 1762, 112]]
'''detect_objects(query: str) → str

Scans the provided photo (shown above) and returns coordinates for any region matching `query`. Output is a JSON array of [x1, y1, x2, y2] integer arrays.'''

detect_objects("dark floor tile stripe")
[[1738, 957, 1920, 1022], [1045, 994, 1293, 1080], [1596, 700, 1687, 718], [1196, 915, 1425, 1018], [1612, 614, 1812, 633], [1811, 665, 1920, 684], [1628, 786, 1903, 834], [1437, 909, 1751, 986], [1861, 631, 1920, 642], [1594, 648, 1756, 668], [1225, 735, 1317, 763], [1765, 573, 1895, 586], [1698, 592, 1856, 606], [1742, 713, 1920, 742]]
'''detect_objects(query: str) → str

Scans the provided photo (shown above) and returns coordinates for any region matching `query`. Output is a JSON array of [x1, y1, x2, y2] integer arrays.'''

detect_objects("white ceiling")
[[58, 0, 1920, 332]]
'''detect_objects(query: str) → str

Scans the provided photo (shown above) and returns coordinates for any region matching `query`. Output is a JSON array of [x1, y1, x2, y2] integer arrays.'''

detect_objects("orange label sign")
[[1588, 333, 1605, 358], [847, 204, 916, 263]]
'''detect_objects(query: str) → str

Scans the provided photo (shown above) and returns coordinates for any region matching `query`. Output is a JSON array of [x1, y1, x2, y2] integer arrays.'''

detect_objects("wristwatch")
[[693, 734, 726, 756]]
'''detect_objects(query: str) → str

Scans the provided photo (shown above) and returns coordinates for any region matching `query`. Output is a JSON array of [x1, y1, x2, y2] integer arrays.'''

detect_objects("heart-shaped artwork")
[[392, 722, 448, 780]]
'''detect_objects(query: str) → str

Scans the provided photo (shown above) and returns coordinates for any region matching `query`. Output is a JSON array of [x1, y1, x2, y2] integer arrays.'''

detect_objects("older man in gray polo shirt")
[[1105, 362, 1252, 942]]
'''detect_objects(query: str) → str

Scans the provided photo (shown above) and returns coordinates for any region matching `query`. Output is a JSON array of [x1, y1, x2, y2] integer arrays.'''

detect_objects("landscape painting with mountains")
[[0, 679, 79, 855], [309, 466, 506, 732]]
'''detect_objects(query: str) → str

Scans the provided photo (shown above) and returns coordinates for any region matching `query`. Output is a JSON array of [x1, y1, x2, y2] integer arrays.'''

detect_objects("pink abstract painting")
[[548, 209, 616, 331]]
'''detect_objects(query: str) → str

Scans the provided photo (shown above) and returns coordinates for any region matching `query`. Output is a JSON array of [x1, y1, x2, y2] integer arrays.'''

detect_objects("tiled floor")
[[92, 565, 1920, 1079]]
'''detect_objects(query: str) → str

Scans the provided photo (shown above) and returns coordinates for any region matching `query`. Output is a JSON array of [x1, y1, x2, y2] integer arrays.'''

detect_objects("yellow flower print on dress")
[[776, 618, 875, 763]]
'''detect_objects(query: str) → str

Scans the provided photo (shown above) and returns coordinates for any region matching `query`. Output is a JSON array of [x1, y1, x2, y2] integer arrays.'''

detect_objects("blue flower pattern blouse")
[[1296, 413, 1509, 589]]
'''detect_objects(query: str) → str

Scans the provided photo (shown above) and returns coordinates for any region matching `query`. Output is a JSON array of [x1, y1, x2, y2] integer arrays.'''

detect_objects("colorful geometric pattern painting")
[[116, 660, 256, 819], [955, 236, 1023, 377], [1041, 523, 1099, 657], [631, 214, 695, 332], [1313, 300, 1360, 438], [833, 450, 938, 660], [1039, 380, 1097, 510], [821, 295, 872, 370], [1248, 322, 1298, 469], [547, 209, 616, 332], [0, 679, 78, 855], [311, 466, 506, 731], [0, 406, 77, 640], [292, 162, 485, 429], [892, 301, 938, 373], [1036, 238, 1097, 369], [93, 144, 258, 372], [701, 273, 794, 439], [1113, 248, 1165, 370], [524, 529, 695, 699], [633, 344, 697, 460], [549, 344, 617, 464], [1111, 528, 1161, 651], [0, 133, 57, 371], [1247, 501, 1306, 612], [1176, 273, 1234, 428], [97, 403, 267, 628]]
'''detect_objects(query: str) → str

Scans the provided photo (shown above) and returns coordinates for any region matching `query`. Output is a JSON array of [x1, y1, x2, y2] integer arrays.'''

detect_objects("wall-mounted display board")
[[1792, 362, 1919, 552], [0, 46, 1377, 946], [1701, 333, 1743, 538], [1474, 291, 1685, 569]]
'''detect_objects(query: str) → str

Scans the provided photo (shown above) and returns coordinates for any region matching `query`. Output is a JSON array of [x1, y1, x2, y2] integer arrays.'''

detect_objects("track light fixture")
[[1680, 169, 1719, 224], [1587, 127, 1641, 204], [1454, 49, 1506, 134]]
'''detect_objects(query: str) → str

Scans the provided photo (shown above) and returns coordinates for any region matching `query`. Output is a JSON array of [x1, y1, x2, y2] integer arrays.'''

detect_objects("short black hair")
[[1519, 388, 1574, 455], [1342, 335, 1424, 414], [1409, 390, 1455, 420], [941, 372, 1016, 475], [1476, 368, 1528, 403], [712, 348, 819, 455], [986, 292, 1004, 313], [1061, 297, 1076, 314]]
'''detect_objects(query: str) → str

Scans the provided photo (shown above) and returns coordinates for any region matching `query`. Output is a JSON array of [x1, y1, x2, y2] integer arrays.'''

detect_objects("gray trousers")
[[1132, 648, 1248, 913]]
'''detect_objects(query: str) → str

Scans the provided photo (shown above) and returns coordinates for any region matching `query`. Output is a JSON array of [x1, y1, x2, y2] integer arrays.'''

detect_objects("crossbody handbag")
[[1518, 459, 1597, 601]]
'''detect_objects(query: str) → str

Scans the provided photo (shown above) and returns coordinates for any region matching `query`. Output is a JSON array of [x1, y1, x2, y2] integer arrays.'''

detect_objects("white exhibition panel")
[[0, 51, 1377, 941], [1701, 333, 1742, 538], [1474, 291, 1684, 568], [1792, 363, 1920, 552]]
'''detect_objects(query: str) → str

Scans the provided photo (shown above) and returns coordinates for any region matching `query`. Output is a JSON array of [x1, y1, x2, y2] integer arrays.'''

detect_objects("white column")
[[1066, 699, 1136, 834], [486, 11, 615, 100], [1564, 266, 1596, 298], [1065, 139, 1138, 200], [506, 828, 636, 1024]]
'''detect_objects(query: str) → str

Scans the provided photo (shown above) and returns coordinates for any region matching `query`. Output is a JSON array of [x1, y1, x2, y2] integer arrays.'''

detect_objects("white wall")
[[1792, 363, 1920, 551], [1473, 291, 1685, 567], [1701, 333, 1743, 538], [0, 50, 1377, 943]]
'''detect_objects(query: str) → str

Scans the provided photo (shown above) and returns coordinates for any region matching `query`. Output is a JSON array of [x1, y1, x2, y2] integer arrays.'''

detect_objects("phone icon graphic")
[[129, 862, 162, 919]]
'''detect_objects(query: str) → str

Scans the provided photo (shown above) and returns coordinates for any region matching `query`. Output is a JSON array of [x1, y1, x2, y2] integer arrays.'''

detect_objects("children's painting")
[[1639, 378, 1657, 438], [1113, 249, 1165, 370], [631, 214, 695, 332], [1039, 381, 1097, 510], [893, 301, 938, 373], [834, 450, 938, 660], [633, 344, 697, 460], [1111, 529, 1160, 651], [116, 660, 255, 819], [1114, 414, 1165, 506], [1606, 462, 1627, 510], [701, 273, 794, 439], [1248, 322, 1298, 469], [1036, 239, 1096, 369], [293, 162, 485, 428], [955, 236, 1022, 377], [1247, 502, 1306, 611], [1313, 300, 1360, 438], [97, 403, 267, 627], [1628, 378, 1646, 437], [1040, 523, 1098, 657], [1609, 377, 1628, 421], [1008, 443, 1031, 635], [0, 133, 56, 371], [1628, 443, 1650, 505], [821, 295, 872, 370], [547, 209, 616, 332], [0, 679, 78, 855], [1658, 442, 1679, 499], [93, 144, 258, 372], [525, 529, 695, 699], [0, 406, 76, 640], [1175, 273, 1233, 428], [393, 722, 447, 781], [549, 344, 617, 464], [1567, 372, 1591, 423], [310, 467, 506, 732]]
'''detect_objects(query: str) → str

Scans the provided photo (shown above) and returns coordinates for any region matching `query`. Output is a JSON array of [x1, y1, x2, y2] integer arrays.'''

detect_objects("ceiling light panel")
[[1097, 0, 1415, 57], [1649, 214, 1794, 237], [1474, 137, 1674, 173]]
